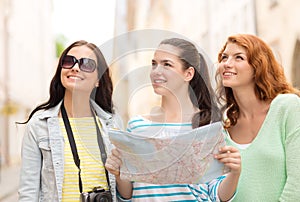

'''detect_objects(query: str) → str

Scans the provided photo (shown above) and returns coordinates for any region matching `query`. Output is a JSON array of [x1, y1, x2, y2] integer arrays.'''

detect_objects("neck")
[[63, 91, 92, 118], [233, 89, 270, 118], [160, 93, 196, 122]]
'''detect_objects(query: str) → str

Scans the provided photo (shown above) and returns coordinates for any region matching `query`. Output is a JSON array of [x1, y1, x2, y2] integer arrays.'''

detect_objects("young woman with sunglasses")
[[18, 40, 123, 201], [105, 38, 241, 201], [216, 34, 300, 201]]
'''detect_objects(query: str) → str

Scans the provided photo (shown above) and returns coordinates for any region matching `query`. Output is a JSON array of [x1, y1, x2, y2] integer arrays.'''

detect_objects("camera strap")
[[61, 101, 111, 193]]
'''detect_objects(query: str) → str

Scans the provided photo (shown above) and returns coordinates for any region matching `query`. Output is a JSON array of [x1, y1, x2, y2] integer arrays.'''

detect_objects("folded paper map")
[[108, 121, 229, 184]]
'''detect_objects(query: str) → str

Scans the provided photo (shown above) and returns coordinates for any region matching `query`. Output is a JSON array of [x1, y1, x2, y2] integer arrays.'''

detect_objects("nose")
[[71, 62, 80, 72], [223, 57, 233, 69], [152, 64, 163, 74]]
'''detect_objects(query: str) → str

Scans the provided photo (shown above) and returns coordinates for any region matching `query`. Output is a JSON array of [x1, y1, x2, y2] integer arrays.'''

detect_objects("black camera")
[[80, 186, 112, 202]]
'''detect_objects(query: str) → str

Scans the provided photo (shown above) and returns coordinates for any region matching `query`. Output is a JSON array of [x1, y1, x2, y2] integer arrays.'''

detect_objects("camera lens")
[[94, 194, 110, 202]]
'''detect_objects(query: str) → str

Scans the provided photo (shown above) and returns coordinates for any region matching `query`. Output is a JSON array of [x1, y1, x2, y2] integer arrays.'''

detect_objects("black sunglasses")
[[61, 55, 97, 73]]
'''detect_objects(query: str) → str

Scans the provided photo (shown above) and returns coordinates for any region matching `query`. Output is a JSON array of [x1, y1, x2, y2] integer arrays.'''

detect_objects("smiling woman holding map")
[[105, 38, 241, 201]]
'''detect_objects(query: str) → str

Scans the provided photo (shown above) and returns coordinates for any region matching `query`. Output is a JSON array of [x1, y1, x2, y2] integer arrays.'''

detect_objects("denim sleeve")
[[18, 123, 42, 202]]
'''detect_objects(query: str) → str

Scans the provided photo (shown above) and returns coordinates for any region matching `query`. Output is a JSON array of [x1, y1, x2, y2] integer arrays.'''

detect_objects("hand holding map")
[[108, 121, 229, 184]]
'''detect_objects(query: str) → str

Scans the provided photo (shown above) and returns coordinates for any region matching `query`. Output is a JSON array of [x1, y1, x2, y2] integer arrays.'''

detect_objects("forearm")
[[214, 145, 241, 201], [218, 173, 240, 201], [105, 148, 133, 199], [116, 176, 133, 199]]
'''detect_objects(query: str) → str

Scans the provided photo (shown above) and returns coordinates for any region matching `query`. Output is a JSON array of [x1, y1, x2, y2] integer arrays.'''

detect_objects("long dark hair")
[[159, 38, 220, 128], [21, 40, 113, 124]]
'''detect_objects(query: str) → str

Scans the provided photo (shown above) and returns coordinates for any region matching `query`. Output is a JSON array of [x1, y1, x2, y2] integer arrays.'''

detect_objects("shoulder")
[[272, 93, 300, 104], [23, 107, 59, 142], [26, 101, 62, 126], [91, 100, 113, 119], [271, 93, 300, 111], [23, 101, 62, 133], [270, 94, 300, 137], [90, 100, 125, 130], [111, 112, 124, 130], [25, 112, 43, 130], [126, 115, 149, 132], [27, 106, 59, 126]]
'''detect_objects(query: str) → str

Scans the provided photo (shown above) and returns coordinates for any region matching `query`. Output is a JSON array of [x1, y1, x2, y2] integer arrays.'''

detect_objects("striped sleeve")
[[188, 175, 225, 202]]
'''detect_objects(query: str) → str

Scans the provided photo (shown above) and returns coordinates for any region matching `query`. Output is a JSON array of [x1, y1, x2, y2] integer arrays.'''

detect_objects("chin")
[[222, 81, 233, 88], [153, 88, 166, 96]]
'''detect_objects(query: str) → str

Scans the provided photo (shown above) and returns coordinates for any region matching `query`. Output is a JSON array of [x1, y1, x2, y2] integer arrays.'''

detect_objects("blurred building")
[[112, 0, 256, 124], [112, 0, 300, 124], [255, 0, 300, 88], [0, 0, 55, 166], [0, 0, 298, 175]]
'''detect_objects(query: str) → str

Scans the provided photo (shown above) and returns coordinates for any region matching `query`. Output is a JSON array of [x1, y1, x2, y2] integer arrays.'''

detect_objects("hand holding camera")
[[80, 186, 112, 202]]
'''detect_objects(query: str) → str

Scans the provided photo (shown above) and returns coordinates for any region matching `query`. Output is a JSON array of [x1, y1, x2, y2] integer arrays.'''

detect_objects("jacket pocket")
[[39, 139, 54, 170], [39, 139, 58, 201]]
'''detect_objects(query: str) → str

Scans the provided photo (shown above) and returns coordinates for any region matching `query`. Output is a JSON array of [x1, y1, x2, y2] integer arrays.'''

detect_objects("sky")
[[53, 0, 116, 47]]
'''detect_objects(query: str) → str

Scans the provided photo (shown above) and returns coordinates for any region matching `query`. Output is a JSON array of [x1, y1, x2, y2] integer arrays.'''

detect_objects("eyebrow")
[[152, 59, 175, 64], [222, 52, 246, 56]]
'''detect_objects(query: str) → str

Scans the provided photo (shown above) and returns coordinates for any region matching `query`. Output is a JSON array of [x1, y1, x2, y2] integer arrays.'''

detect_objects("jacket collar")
[[38, 100, 113, 120]]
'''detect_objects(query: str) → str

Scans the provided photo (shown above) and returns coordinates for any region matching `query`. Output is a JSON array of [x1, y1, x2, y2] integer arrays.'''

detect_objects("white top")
[[225, 129, 251, 149]]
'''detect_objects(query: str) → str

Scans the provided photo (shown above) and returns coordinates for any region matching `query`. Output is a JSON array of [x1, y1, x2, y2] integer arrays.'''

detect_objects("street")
[[0, 164, 20, 202], [0, 192, 18, 202]]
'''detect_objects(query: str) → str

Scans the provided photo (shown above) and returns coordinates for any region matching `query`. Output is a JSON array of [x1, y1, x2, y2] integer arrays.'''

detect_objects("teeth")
[[154, 79, 166, 83], [223, 72, 236, 76], [68, 76, 82, 80]]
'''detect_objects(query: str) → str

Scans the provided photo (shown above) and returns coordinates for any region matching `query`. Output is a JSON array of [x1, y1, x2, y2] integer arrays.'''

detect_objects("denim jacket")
[[18, 100, 123, 202]]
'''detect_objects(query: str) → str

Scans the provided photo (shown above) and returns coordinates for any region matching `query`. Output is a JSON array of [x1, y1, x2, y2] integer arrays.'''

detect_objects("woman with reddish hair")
[[216, 34, 300, 201]]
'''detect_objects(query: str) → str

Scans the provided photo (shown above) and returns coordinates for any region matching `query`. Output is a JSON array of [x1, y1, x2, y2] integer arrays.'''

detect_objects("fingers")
[[215, 146, 241, 174], [105, 148, 122, 176], [111, 147, 121, 156], [219, 145, 239, 154]]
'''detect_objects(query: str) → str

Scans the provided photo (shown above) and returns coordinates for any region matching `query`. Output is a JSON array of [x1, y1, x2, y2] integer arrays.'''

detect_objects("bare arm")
[[215, 146, 241, 201], [105, 148, 133, 199]]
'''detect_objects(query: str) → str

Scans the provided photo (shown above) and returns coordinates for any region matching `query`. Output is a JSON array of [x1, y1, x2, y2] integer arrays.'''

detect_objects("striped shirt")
[[126, 116, 225, 202], [59, 117, 108, 201]]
